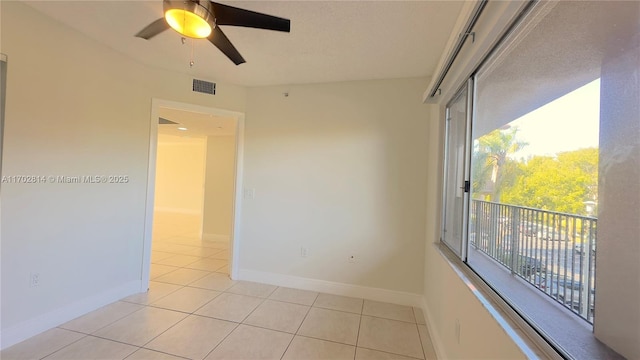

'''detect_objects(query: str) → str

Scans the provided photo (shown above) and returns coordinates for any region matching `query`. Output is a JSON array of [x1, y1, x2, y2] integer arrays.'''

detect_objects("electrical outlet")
[[30, 273, 40, 287], [243, 188, 255, 200], [348, 255, 356, 263], [300, 247, 309, 257]]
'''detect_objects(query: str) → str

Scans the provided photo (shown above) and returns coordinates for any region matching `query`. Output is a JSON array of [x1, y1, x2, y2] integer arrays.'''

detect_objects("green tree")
[[501, 148, 598, 215], [471, 147, 491, 198], [473, 127, 528, 201]]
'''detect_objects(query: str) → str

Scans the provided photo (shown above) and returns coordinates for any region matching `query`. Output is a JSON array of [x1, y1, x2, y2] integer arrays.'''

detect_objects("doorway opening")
[[142, 99, 245, 291]]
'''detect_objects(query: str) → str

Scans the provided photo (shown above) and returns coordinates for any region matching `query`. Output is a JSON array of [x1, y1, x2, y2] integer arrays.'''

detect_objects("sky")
[[507, 79, 600, 160]]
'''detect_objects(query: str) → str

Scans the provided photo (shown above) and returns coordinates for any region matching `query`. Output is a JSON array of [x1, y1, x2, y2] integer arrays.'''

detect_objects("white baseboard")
[[237, 269, 424, 308], [153, 207, 201, 215], [420, 297, 448, 360], [0, 280, 141, 350], [202, 233, 230, 242]]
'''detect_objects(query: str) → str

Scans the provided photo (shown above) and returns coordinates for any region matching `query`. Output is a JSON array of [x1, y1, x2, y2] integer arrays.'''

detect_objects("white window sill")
[[436, 242, 622, 359]]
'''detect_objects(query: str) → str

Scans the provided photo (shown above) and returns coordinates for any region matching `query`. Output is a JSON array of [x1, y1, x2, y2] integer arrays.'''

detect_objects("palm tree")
[[471, 147, 491, 199], [476, 127, 527, 202]]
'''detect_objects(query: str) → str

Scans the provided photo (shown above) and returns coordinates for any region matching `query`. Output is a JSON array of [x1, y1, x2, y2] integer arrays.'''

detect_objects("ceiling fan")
[[135, 0, 291, 65]]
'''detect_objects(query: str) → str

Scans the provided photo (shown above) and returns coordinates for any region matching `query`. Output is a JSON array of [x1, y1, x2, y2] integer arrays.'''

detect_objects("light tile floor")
[[1, 213, 437, 360]]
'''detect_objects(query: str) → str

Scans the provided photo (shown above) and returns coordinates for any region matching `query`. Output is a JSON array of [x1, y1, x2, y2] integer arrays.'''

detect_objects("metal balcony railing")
[[470, 200, 597, 323]]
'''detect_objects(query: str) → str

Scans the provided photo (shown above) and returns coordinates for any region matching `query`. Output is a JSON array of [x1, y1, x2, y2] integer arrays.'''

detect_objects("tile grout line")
[[293, 296, 315, 335], [121, 307, 190, 350], [360, 313, 423, 325], [413, 307, 428, 360], [234, 288, 271, 324], [277, 286, 315, 360], [57, 301, 144, 336], [231, 310, 364, 348], [121, 282, 186, 306], [138, 279, 252, 358], [353, 298, 365, 360], [127, 347, 191, 360], [114, 267, 222, 358], [198, 320, 242, 360], [58, 333, 144, 357], [414, 321, 428, 360], [151, 268, 214, 287], [35, 332, 89, 360], [312, 304, 363, 316], [77, 333, 144, 349], [106, 286, 218, 354], [119, 347, 142, 360], [294, 333, 359, 348], [357, 306, 426, 360], [240, 296, 310, 335], [356, 345, 425, 360], [238, 322, 299, 337], [267, 291, 320, 308], [279, 331, 297, 358]]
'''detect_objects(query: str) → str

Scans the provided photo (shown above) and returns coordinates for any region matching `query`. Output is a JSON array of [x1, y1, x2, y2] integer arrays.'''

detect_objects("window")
[[442, 81, 471, 257], [441, 1, 639, 358]]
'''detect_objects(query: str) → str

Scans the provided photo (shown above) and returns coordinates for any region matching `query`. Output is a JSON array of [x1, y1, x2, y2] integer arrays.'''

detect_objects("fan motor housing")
[[163, 0, 217, 34]]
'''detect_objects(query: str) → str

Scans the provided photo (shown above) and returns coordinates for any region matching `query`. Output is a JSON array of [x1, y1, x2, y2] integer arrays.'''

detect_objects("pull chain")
[[182, 1, 194, 68], [190, 38, 195, 67]]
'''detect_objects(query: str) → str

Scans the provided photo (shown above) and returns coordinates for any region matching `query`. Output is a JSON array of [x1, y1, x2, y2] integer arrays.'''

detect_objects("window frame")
[[441, 80, 473, 259], [437, 1, 639, 357]]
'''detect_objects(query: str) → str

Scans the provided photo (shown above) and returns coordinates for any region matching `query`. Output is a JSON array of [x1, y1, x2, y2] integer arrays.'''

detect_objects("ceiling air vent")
[[193, 79, 216, 95]]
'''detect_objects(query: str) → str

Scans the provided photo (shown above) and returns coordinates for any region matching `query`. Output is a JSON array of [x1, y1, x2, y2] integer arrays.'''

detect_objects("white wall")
[[155, 134, 207, 215], [239, 78, 430, 296], [0, 2, 246, 348], [202, 135, 236, 242], [593, 8, 640, 357]]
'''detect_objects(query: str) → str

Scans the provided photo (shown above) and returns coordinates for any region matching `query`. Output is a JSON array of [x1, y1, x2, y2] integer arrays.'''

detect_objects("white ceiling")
[[158, 107, 237, 137], [22, 0, 465, 87]]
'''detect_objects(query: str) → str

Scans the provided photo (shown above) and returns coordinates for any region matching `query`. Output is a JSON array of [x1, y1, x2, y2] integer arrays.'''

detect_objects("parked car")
[[531, 275, 595, 318], [531, 274, 550, 291], [519, 222, 539, 237], [517, 255, 546, 277], [537, 228, 568, 241], [551, 279, 595, 317], [575, 242, 596, 255]]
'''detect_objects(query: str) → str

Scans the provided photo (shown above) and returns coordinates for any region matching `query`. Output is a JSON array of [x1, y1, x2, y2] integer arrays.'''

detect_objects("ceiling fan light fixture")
[[137, 0, 291, 65], [165, 9, 211, 38], [163, 0, 215, 39]]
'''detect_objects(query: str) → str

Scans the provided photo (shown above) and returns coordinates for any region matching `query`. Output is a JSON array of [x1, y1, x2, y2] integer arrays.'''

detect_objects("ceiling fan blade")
[[135, 18, 170, 39], [208, 26, 246, 65], [210, 2, 290, 32]]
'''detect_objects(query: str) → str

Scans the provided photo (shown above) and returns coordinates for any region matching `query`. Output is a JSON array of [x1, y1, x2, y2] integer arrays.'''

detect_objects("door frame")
[[141, 98, 245, 290], [1, 54, 7, 179]]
